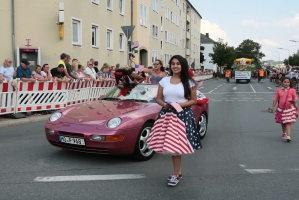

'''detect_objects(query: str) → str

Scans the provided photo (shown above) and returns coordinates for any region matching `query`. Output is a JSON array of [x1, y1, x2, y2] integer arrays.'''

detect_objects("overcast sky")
[[189, 0, 299, 62]]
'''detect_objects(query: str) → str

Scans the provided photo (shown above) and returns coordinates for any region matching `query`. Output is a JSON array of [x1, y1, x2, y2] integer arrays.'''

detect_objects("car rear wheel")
[[133, 122, 155, 161], [197, 113, 208, 139]]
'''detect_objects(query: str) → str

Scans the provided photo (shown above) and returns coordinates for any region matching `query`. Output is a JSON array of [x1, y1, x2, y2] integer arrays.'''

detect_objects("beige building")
[[0, 0, 202, 70]]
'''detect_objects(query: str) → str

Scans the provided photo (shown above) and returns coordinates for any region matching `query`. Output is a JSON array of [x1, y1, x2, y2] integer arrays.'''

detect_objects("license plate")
[[58, 136, 85, 146]]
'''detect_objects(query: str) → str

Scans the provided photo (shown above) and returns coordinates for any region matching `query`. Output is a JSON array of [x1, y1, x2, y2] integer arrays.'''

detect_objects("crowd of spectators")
[[0, 53, 211, 84]]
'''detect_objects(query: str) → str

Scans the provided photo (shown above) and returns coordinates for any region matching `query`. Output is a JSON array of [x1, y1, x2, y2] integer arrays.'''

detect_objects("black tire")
[[133, 122, 155, 161], [197, 113, 208, 139], [236, 80, 239, 83]]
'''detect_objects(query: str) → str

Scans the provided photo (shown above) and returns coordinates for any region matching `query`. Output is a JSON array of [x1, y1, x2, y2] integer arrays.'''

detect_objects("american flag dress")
[[147, 107, 202, 155]]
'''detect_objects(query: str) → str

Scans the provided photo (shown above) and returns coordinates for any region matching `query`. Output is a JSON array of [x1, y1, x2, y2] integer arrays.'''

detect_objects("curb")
[[0, 115, 49, 128]]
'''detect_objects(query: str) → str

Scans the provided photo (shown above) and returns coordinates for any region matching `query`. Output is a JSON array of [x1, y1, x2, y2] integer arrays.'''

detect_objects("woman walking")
[[270, 77, 298, 142], [147, 55, 202, 187]]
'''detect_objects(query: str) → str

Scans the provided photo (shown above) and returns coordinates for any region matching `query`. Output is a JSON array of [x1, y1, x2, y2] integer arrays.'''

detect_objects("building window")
[[140, 4, 147, 27], [161, 16, 163, 31], [161, 0, 163, 7], [152, 0, 158, 12], [183, 3, 185, 12], [91, 24, 99, 48], [152, 51, 158, 64], [107, 0, 113, 11], [165, 30, 169, 42], [152, 25, 158, 38], [107, 29, 113, 50], [91, 0, 99, 5], [119, 33, 124, 51], [72, 18, 82, 46], [119, 0, 124, 15]]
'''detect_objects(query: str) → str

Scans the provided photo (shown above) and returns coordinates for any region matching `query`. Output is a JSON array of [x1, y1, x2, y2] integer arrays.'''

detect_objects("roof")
[[200, 34, 215, 44], [186, 0, 202, 19]]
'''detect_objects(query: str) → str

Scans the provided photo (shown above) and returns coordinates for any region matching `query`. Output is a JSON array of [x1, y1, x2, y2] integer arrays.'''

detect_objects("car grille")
[[58, 131, 84, 137], [49, 141, 109, 154]]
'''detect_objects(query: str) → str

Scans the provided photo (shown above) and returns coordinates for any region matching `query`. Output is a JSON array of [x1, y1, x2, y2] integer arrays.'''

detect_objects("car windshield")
[[103, 83, 158, 103]]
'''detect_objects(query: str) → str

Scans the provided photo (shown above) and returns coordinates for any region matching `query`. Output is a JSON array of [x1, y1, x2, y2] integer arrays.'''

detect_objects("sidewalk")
[[0, 113, 50, 128], [0, 75, 213, 128]]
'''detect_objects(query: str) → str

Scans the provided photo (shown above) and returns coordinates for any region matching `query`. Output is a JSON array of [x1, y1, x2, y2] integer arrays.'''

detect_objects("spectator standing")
[[146, 55, 201, 187], [50, 64, 69, 83], [65, 55, 77, 80], [93, 61, 99, 73], [84, 61, 97, 82], [97, 66, 110, 81], [0, 58, 16, 82], [115, 63, 120, 70], [76, 64, 88, 80], [270, 77, 298, 142], [32, 65, 47, 81], [41, 64, 52, 81], [16, 59, 35, 82], [115, 68, 144, 84], [110, 66, 116, 79]]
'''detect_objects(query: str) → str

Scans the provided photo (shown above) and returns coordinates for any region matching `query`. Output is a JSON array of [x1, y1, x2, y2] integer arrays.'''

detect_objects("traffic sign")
[[121, 25, 135, 39]]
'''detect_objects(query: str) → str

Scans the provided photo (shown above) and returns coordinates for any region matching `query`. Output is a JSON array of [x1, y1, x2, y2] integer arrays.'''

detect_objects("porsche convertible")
[[44, 83, 209, 161]]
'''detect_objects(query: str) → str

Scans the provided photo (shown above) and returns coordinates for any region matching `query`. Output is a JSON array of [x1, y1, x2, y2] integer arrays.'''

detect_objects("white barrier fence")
[[0, 79, 116, 116], [0, 74, 212, 116]]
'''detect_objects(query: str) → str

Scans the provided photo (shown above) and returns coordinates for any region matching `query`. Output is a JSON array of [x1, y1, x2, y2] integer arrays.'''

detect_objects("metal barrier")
[[0, 74, 210, 116], [67, 80, 91, 105], [15, 81, 69, 113], [89, 80, 116, 101], [0, 80, 17, 115]]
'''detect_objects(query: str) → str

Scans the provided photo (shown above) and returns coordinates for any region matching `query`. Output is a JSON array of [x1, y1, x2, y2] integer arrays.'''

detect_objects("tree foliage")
[[283, 53, 299, 66], [209, 39, 235, 68], [235, 39, 265, 65]]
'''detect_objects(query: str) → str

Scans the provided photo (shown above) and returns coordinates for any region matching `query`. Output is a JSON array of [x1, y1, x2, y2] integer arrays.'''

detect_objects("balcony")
[[187, 31, 190, 39]]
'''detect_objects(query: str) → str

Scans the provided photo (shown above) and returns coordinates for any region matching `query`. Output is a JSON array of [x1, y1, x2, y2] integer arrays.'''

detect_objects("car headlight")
[[49, 112, 62, 122], [107, 118, 122, 128]]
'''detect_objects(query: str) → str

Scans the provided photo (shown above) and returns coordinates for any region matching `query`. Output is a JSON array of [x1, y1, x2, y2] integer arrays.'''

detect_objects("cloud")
[[260, 39, 280, 48], [200, 18, 229, 43], [276, 14, 299, 28], [242, 20, 267, 28], [292, 35, 299, 39]]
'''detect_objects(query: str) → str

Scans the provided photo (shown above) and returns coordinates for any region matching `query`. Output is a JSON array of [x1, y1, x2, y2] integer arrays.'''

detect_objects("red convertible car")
[[45, 83, 209, 161]]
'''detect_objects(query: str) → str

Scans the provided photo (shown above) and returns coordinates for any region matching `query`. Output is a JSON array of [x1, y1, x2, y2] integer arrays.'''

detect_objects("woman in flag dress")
[[146, 55, 202, 187]]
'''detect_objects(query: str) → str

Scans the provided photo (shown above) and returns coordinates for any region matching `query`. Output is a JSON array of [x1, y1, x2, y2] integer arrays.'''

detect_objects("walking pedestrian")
[[146, 55, 202, 187], [269, 77, 298, 142]]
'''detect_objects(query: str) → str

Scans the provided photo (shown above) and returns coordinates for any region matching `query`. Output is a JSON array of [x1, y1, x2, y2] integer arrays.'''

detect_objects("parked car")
[[44, 83, 209, 161]]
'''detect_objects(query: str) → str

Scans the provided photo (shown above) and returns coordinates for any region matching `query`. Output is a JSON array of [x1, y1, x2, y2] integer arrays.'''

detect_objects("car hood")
[[58, 100, 154, 125]]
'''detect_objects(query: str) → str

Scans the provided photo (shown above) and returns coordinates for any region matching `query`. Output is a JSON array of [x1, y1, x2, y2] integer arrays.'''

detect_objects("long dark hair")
[[155, 59, 165, 72], [169, 55, 196, 99]]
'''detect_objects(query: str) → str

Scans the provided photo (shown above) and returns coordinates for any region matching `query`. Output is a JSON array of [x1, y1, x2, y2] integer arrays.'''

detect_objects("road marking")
[[252, 100, 261, 101], [34, 174, 146, 182], [267, 87, 272, 89], [249, 84, 256, 93], [238, 100, 248, 101], [233, 87, 237, 90], [243, 98, 252, 99], [208, 90, 214, 93], [255, 98, 264, 99], [245, 169, 275, 174], [230, 98, 239, 99], [239, 164, 247, 168], [225, 100, 235, 101]]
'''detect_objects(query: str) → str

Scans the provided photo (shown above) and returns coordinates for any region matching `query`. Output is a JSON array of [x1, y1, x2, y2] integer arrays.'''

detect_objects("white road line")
[[238, 100, 248, 101], [239, 164, 247, 168], [225, 100, 235, 101], [255, 98, 264, 99], [208, 90, 214, 93], [230, 98, 239, 99], [252, 100, 261, 101], [233, 87, 237, 90], [34, 174, 146, 182], [249, 84, 256, 93], [245, 169, 275, 174], [243, 98, 252, 99], [267, 87, 272, 89]]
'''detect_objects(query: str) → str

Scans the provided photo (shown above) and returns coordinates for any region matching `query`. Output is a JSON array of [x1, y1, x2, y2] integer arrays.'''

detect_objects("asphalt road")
[[1, 78, 299, 200]]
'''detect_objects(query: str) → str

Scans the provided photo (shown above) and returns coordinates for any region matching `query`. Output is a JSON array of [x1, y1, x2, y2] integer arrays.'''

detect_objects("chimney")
[[206, 33, 209, 38]]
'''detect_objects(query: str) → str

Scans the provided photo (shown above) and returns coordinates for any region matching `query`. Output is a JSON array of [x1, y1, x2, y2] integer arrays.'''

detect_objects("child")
[[270, 77, 298, 142], [146, 55, 201, 187]]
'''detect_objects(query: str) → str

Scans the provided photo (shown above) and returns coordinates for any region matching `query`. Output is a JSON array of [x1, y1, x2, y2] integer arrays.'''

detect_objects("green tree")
[[235, 39, 265, 67], [209, 39, 235, 71], [283, 53, 299, 66]]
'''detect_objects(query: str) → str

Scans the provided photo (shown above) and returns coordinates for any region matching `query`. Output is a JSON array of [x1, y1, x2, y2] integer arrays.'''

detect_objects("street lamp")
[[270, 50, 280, 62], [278, 47, 290, 66]]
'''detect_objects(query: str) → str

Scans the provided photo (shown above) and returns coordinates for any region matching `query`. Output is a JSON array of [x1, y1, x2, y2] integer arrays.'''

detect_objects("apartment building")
[[0, 0, 202, 69]]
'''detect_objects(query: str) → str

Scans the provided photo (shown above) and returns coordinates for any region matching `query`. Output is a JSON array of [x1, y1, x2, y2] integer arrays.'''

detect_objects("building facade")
[[0, 0, 202, 69], [200, 33, 217, 71]]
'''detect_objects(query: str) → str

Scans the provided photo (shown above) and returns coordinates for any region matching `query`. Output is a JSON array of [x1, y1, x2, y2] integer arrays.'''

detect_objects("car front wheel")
[[133, 122, 155, 161], [197, 113, 208, 139]]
